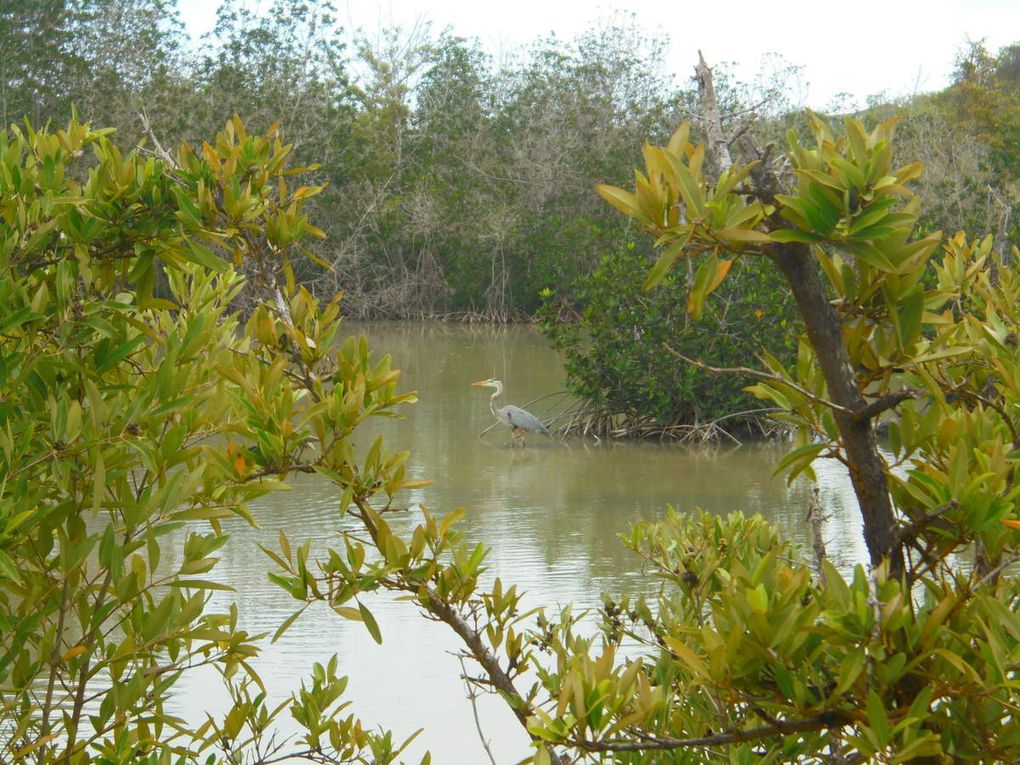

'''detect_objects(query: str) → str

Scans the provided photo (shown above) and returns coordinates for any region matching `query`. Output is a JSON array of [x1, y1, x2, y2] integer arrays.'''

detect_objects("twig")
[[726, 117, 756, 146], [354, 497, 567, 765], [459, 656, 497, 765], [572, 711, 848, 751], [806, 487, 828, 582], [853, 389, 917, 422], [662, 342, 855, 416], [707, 406, 781, 425], [478, 420, 501, 439], [976, 553, 1020, 588], [894, 500, 958, 546], [139, 110, 176, 168]]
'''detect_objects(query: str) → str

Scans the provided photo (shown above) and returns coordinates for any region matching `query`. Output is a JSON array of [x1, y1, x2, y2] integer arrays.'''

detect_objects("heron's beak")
[[470, 379, 488, 387]]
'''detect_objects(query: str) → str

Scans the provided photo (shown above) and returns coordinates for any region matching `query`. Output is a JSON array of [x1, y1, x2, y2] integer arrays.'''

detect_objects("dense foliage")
[[539, 247, 797, 437], [4, 0, 1020, 758], [538, 41, 1020, 437], [6, 0, 1018, 434], [0, 0, 685, 318]]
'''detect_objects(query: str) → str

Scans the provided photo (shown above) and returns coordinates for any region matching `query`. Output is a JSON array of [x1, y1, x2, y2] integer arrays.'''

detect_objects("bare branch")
[[662, 342, 855, 416], [695, 51, 733, 175], [572, 711, 849, 752], [853, 389, 918, 422], [459, 656, 498, 765], [139, 110, 176, 168], [803, 486, 830, 584]]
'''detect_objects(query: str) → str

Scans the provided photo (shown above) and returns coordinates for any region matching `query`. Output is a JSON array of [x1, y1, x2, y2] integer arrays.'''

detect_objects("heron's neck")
[[489, 387, 502, 416]]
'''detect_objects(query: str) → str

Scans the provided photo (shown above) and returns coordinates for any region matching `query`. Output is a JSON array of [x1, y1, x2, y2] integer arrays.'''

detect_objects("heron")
[[471, 378, 549, 447]]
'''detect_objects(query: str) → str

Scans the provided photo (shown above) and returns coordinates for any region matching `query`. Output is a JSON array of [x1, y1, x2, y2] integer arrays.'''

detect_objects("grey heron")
[[471, 378, 549, 447]]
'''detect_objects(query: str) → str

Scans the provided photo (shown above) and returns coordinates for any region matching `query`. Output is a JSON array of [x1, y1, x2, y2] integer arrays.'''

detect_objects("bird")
[[471, 378, 549, 447]]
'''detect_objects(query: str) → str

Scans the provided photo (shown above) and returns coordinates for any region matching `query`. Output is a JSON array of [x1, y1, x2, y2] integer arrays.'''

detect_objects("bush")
[[540, 241, 797, 437], [0, 116, 419, 765]]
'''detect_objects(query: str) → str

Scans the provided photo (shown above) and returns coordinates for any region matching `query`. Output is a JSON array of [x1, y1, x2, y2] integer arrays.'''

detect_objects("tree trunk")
[[771, 243, 904, 576], [694, 55, 904, 577]]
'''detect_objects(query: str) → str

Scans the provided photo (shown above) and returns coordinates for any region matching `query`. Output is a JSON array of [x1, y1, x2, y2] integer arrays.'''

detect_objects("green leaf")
[[186, 240, 228, 272], [891, 735, 942, 763], [663, 635, 709, 678], [686, 254, 731, 319], [832, 647, 866, 697], [845, 118, 870, 166], [830, 156, 866, 189], [0, 549, 22, 584], [893, 285, 924, 350], [166, 580, 234, 598], [359, 601, 383, 644], [773, 443, 825, 481], [596, 184, 642, 219], [666, 123, 690, 155], [848, 199, 896, 235], [643, 247, 679, 292], [844, 241, 896, 271], [770, 228, 824, 244], [95, 334, 147, 373], [0, 307, 41, 335], [664, 153, 707, 219], [716, 227, 770, 244], [272, 605, 309, 643], [643, 233, 691, 291], [866, 690, 892, 747], [715, 160, 759, 197]]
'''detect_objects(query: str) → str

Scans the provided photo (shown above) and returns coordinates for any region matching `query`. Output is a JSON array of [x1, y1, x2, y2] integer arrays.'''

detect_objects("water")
[[172, 322, 867, 762]]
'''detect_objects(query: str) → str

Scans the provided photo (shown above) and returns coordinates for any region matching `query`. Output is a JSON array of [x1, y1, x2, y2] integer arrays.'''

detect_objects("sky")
[[176, 0, 1020, 110]]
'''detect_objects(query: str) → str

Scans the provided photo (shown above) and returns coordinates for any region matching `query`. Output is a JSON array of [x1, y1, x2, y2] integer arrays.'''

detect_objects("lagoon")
[[174, 322, 865, 762]]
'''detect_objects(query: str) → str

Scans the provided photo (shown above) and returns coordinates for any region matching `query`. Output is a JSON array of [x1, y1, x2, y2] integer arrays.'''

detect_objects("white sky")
[[176, 0, 1020, 109]]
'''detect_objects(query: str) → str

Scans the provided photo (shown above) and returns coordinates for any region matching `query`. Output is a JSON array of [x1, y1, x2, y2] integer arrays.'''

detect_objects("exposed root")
[[543, 398, 787, 444]]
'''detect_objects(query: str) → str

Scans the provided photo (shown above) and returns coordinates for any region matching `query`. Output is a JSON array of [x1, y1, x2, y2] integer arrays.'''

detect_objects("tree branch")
[[139, 110, 176, 168], [694, 55, 905, 575], [459, 656, 498, 765], [807, 487, 829, 582], [353, 497, 568, 765], [572, 711, 849, 751], [852, 389, 918, 422], [662, 342, 855, 416], [695, 51, 732, 175]]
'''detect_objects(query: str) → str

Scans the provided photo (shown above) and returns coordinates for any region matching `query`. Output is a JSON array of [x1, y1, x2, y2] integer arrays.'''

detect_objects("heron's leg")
[[512, 427, 525, 448]]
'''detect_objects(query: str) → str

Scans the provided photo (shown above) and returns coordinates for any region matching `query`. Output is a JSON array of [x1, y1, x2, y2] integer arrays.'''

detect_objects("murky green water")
[[174, 322, 866, 762]]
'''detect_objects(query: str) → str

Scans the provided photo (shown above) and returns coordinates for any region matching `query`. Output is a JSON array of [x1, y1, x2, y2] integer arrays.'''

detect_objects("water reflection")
[[171, 322, 868, 762]]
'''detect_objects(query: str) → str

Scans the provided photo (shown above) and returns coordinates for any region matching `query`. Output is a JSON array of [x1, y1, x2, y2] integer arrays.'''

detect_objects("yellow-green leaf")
[[596, 184, 642, 219], [716, 227, 770, 244], [359, 601, 383, 644]]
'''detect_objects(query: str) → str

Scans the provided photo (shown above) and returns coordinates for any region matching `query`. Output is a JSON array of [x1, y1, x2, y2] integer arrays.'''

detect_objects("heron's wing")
[[504, 405, 549, 434]]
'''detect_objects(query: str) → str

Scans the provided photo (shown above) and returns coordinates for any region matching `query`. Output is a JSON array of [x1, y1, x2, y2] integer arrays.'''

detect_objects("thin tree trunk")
[[771, 243, 903, 575], [694, 55, 904, 577]]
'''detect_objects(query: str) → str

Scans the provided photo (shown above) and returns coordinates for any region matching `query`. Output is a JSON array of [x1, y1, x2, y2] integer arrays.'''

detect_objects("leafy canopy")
[[0, 115, 421, 765]]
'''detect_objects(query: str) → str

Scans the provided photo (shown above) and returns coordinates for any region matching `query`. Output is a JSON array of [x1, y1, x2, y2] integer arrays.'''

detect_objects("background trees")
[[13, 1, 1013, 324]]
